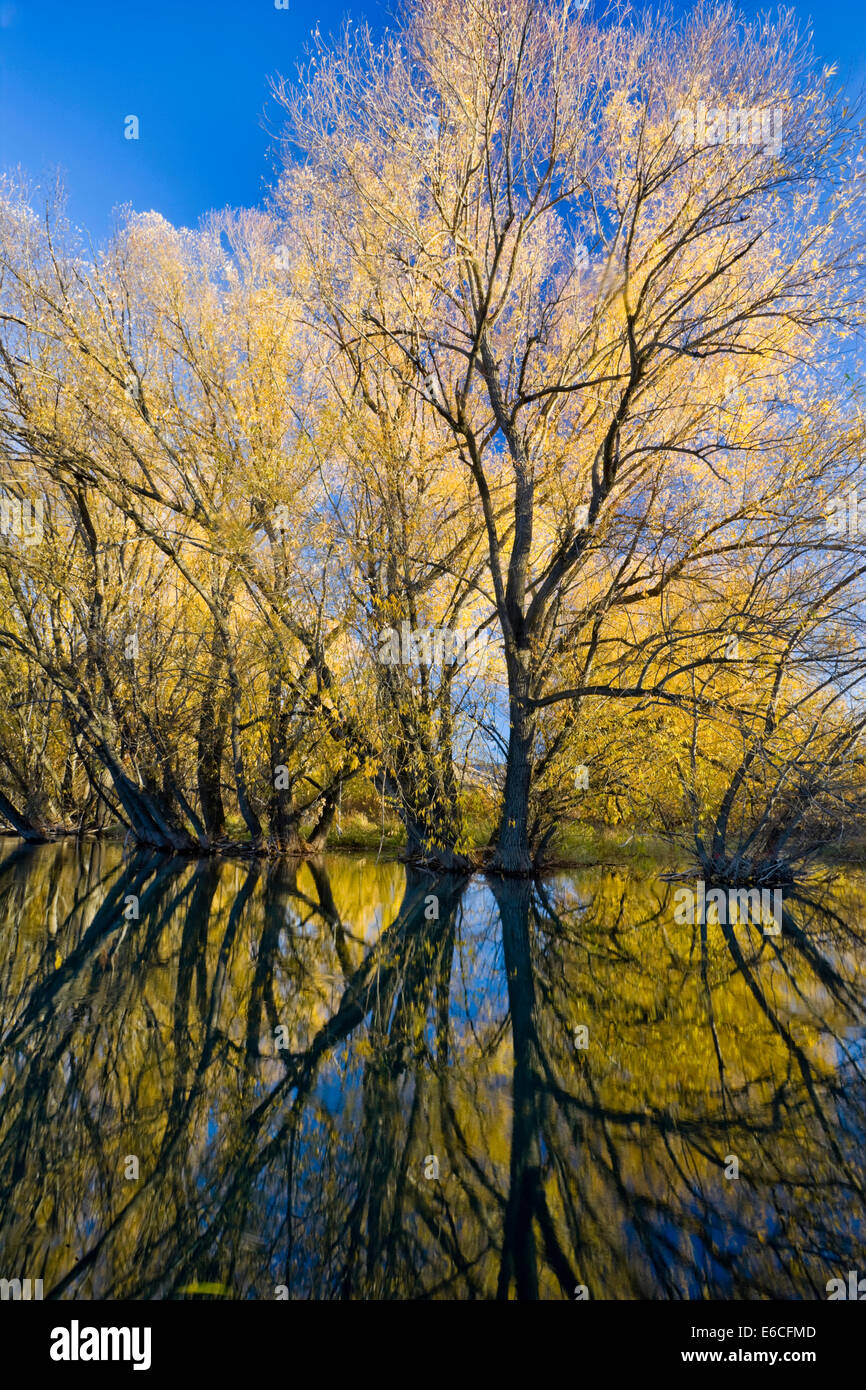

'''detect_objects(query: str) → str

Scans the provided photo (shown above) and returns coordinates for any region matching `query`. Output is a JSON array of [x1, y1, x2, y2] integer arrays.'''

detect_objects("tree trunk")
[[491, 657, 536, 875], [197, 676, 227, 839], [0, 789, 47, 842], [306, 792, 336, 853], [227, 661, 263, 846], [94, 739, 196, 851]]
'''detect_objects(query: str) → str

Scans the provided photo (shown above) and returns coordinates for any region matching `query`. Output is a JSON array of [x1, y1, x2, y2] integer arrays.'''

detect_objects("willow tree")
[[276, 0, 866, 871], [0, 194, 496, 861], [275, 183, 501, 863], [0, 198, 342, 851]]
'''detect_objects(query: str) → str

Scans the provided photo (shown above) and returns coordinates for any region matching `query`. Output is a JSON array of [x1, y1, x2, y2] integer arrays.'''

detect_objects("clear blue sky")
[[0, 0, 864, 240]]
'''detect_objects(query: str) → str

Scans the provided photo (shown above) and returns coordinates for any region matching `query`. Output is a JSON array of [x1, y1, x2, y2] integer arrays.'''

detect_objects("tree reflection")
[[0, 842, 864, 1299]]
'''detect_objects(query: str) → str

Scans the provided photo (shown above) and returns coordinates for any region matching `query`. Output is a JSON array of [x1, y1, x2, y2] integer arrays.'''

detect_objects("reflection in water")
[[0, 839, 864, 1299]]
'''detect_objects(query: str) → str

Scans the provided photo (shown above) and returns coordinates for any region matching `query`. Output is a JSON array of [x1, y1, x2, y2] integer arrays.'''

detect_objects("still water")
[[0, 838, 864, 1300]]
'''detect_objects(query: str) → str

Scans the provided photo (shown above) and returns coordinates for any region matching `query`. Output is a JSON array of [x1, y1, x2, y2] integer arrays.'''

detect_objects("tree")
[[276, 0, 866, 870]]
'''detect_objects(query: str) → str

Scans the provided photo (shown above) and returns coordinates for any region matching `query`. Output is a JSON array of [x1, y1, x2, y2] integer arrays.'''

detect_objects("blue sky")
[[0, 0, 864, 240]]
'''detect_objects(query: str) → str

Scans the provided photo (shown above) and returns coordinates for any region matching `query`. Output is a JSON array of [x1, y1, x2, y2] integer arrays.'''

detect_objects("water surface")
[[0, 839, 864, 1299]]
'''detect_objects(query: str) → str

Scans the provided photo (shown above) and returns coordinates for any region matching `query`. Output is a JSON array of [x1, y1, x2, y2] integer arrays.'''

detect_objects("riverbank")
[[0, 818, 685, 873]]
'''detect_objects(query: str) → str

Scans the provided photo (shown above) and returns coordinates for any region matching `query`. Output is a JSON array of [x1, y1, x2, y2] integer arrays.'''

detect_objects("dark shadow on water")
[[0, 840, 864, 1299]]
